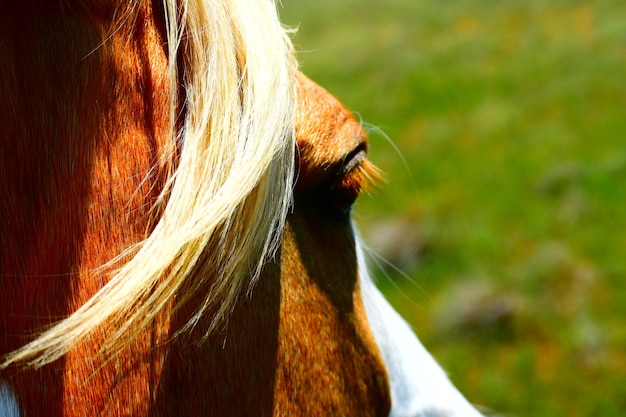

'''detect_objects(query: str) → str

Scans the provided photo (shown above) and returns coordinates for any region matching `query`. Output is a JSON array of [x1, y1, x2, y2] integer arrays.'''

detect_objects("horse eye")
[[323, 148, 379, 219]]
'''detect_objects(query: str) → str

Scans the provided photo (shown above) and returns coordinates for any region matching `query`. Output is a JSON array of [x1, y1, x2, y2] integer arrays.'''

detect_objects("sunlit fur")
[[2, 0, 296, 367]]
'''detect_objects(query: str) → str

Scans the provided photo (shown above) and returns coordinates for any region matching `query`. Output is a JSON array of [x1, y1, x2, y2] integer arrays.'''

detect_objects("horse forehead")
[[294, 72, 366, 188]]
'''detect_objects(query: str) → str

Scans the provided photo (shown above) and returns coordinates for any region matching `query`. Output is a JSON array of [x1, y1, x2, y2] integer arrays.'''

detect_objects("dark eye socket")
[[321, 147, 379, 220], [326, 155, 366, 214], [325, 182, 360, 217], [294, 144, 380, 224]]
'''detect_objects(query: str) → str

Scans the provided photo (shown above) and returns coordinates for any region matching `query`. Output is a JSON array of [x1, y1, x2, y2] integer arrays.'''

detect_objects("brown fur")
[[0, 2, 390, 415]]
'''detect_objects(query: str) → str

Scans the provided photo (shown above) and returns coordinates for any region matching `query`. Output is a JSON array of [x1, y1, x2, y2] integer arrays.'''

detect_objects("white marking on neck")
[[0, 381, 20, 417], [356, 239, 484, 417]]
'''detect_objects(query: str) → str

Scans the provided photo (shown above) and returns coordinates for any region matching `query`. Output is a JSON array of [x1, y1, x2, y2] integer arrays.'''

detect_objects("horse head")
[[0, 1, 483, 416]]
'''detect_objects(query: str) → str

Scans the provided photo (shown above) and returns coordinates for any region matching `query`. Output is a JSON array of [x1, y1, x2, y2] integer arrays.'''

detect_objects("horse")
[[0, 1, 483, 416]]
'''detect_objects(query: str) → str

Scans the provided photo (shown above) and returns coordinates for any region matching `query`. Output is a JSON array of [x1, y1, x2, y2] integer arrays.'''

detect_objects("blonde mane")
[[3, 0, 296, 368]]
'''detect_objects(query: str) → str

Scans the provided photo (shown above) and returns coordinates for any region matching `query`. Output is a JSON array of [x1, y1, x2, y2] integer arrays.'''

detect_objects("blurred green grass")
[[280, 1, 626, 416]]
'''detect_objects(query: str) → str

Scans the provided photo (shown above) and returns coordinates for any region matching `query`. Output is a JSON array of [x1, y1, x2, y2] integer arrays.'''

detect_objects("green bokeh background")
[[280, 1, 626, 416]]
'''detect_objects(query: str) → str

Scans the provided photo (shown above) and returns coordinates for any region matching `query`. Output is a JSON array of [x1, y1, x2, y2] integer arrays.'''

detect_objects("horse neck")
[[0, 4, 173, 414], [0, 2, 171, 287]]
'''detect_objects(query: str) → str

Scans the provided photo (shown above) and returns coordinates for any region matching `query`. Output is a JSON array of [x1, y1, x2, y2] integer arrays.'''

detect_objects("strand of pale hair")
[[2, 0, 297, 369]]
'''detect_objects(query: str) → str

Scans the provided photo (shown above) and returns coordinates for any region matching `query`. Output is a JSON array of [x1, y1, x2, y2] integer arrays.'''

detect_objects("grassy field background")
[[280, 1, 626, 416]]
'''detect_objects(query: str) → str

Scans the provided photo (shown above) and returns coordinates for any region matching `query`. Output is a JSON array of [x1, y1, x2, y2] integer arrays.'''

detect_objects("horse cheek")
[[274, 216, 391, 416]]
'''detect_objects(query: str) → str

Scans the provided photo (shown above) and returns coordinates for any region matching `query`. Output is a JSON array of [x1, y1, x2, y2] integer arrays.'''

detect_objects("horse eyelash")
[[337, 158, 383, 197]]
